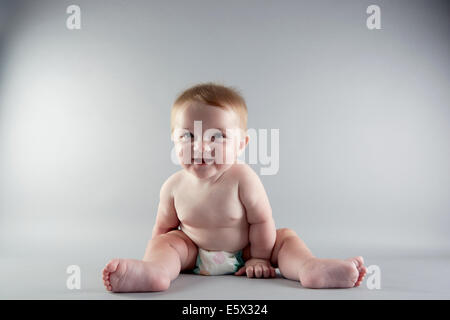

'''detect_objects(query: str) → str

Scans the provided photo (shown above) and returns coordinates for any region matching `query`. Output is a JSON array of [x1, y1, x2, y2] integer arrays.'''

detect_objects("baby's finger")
[[262, 266, 270, 278], [234, 266, 246, 276], [246, 266, 254, 278], [270, 267, 276, 278], [254, 265, 263, 278]]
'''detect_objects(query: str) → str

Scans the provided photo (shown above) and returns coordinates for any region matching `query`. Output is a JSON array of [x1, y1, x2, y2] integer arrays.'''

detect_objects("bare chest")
[[174, 181, 246, 228]]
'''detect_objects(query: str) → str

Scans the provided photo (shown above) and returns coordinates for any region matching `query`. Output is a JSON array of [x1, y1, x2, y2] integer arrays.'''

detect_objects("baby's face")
[[172, 102, 246, 180]]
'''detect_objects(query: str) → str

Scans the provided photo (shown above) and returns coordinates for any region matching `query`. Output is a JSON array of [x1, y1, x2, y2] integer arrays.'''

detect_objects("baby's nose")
[[193, 139, 212, 153]]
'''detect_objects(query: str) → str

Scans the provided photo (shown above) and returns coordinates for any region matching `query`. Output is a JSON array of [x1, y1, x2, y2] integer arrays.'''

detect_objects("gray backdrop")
[[0, 0, 449, 298]]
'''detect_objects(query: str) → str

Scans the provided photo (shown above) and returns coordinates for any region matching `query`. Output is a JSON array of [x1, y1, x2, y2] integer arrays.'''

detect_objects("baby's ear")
[[239, 134, 249, 151]]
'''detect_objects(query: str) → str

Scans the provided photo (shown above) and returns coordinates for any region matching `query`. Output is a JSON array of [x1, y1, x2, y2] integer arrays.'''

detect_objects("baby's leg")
[[102, 230, 197, 292], [271, 228, 367, 288]]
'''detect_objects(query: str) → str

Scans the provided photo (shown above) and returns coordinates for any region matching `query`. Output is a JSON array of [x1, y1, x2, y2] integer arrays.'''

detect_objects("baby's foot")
[[298, 256, 367, 289], [102, 258, 170, 292]]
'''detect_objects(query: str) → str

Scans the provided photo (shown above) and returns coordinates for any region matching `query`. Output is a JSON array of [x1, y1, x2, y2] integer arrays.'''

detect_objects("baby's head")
[[171, 82, 249, 180]]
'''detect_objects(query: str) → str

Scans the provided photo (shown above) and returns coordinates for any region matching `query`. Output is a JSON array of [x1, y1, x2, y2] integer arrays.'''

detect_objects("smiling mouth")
[[192, 158, 213, 165]]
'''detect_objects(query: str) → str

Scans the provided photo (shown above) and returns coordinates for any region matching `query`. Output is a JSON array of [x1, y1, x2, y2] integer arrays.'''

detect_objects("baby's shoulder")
[[160, 170, 185, 194], [228, 163, 259, 183]]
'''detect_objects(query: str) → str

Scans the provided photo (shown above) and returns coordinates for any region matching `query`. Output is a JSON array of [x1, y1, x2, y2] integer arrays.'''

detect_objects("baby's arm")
[[151, 177, 180, 239], [239, 167, 276, 260]]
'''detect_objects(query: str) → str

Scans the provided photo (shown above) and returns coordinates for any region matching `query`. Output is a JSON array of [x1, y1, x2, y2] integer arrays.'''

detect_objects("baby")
[[102, 83, 367, 292]]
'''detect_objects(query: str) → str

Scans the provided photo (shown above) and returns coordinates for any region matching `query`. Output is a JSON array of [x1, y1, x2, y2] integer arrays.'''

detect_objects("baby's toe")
[[103, 277, 112, 290], [347, 256, 364, 269], [105, 259, 121, 273], [355, 257, 366, 272], [355, 265, 367, 287]]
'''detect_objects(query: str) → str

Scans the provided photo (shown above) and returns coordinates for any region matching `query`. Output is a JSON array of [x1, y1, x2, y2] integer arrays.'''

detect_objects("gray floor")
[[1, 253, 450, 300]]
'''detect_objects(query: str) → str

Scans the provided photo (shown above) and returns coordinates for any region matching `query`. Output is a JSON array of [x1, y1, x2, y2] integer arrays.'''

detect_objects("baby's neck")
[[185, 168, 229, 186]]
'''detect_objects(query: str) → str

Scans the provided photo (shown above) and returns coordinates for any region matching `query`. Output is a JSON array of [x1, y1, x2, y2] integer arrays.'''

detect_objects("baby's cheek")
[[212, 144, 232, 164], [223, 143, 238, 164], [211, 144, 224, 163], [175, 144, 183, 158], [176, 144, 191, 163]]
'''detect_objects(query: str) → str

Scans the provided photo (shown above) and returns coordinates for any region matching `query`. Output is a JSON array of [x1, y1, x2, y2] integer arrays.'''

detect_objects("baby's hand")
[[234, 258, 276, 278]]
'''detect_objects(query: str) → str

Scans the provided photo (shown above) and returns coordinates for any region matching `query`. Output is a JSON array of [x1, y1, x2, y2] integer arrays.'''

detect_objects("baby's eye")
[[180, 132, 194, 140], [211, 132, 225, 142]]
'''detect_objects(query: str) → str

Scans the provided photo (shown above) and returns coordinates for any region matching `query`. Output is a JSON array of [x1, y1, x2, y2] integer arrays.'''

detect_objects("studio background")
[[0, 0, 449, 299]]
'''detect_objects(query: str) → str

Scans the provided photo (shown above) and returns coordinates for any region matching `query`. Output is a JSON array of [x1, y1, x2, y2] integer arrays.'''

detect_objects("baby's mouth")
[[192, 158, 214, 165]]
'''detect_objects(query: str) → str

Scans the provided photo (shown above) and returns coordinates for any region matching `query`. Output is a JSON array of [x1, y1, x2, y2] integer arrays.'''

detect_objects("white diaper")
[[193, 248, 245, 276]]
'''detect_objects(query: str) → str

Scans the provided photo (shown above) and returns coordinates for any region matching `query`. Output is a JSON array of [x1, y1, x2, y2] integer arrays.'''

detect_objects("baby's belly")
[[180, 223, 249, 252]]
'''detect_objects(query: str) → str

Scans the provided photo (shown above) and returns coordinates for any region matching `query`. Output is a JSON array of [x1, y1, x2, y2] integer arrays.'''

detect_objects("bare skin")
[[102, 102, 367, 292]]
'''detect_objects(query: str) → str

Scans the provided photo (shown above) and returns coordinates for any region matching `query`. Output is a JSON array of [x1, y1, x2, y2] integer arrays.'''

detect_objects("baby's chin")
[[182, 162, 232, 180]]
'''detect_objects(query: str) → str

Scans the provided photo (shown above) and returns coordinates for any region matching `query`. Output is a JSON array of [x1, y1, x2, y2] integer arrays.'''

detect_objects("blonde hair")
[[171, 82, 248, 133]]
